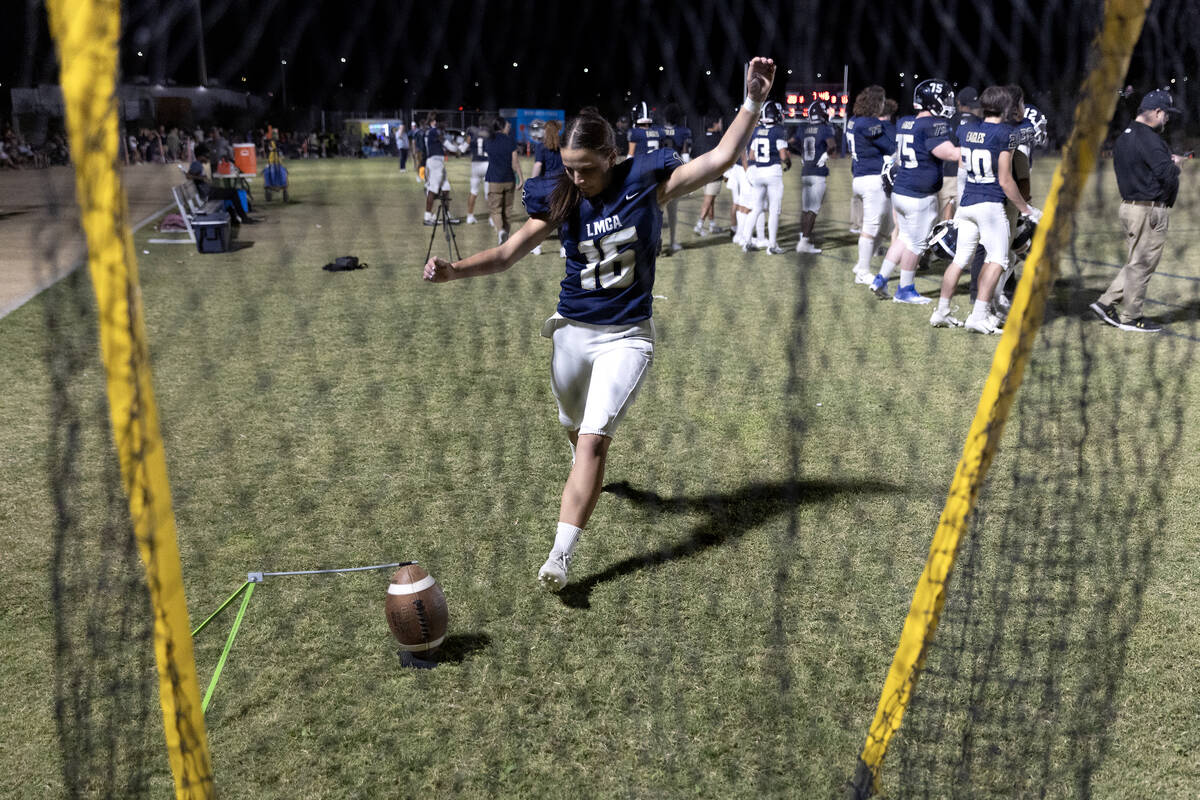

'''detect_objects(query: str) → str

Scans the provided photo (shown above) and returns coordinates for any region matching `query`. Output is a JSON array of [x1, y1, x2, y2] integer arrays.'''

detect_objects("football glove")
[[1023, 206, 1043, 224]]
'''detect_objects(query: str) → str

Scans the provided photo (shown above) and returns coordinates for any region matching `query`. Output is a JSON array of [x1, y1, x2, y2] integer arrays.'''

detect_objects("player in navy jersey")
[[659, 104, 693, 255], [846, 86, 896, 282], [792, 101, 838, 253], [465, 126, 489, 224], [627, 102, 664, 156], [931, 86, 1041, 333], [867, 79, 961, 304], [530, 120, 565, 255], [692, 114, 725, 236], [421, 114, 457, 225], [734, 101, 791, 254], [422, 59, 777, 592]]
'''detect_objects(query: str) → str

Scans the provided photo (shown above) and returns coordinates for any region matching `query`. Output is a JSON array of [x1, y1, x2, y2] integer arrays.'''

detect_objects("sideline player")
[[660, 104, 693, 255], [734, 101, 790, 254], [465, 125, 489, 224], [932, 86, 1041, 333], [868, 79, 960, 303], [793, 100, 837, 253], [423, 59, 778, 591], [692, 113, 725, 236], [628, 102, 663, 156], [422, 114, 458, 225], [531, 120, 566, 255], [846, 86, 896, 282], [941, 87, 979, 220]]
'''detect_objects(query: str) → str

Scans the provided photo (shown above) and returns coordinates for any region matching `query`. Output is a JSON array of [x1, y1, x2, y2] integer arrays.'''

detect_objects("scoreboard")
[[782, 84, 850, 122]]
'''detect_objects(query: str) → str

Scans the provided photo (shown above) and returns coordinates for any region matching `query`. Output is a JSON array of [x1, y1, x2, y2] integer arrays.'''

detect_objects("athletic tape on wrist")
[[742, 96, 763, 116]]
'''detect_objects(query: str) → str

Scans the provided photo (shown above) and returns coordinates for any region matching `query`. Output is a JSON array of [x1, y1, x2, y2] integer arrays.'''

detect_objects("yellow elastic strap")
[[47, 0, 214, 796], [851, 0, 1150, 795]]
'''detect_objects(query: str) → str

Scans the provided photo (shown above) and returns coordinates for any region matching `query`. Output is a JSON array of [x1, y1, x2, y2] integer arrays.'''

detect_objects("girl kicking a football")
[[423, 57, 776, 592]]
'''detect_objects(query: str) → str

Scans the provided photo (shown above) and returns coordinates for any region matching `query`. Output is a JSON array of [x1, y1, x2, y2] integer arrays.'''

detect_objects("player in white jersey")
[[734, 101, 790, 254]]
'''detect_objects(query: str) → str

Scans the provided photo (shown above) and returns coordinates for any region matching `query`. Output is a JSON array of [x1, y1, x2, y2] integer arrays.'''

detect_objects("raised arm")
[[423, 216, 553, 282], [657, 57, 776, 204]]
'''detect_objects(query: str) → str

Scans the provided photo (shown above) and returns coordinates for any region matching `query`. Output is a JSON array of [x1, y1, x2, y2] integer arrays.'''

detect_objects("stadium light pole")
[[192, 0, 209, 87], [280, 59, 288, 109]]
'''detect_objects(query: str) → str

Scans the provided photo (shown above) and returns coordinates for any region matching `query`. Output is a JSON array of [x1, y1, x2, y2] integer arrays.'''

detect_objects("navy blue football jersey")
[[470, 134, 489, 162], [484, 133, 518, 182], [892, 115, 953, 198], [629, 126, 664, 155], [794, 122, 836, 177], [523, 149, 683, 325], [1014, 118, 1037, 165], [747, 124, 788, 167], [660, 125, 692, 154], [534, 143, 564, 177], [847, 116, 895, 177], [423, 127, 444, 158], [958, 120, 1018, 206]]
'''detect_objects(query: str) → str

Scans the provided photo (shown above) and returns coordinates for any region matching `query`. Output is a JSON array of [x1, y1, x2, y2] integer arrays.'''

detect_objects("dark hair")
[[543, 120, 561, 151], [881, 98, 898, 119], [853, 86, 886, 117], [662, 102, 683, 126], [547, 112, 619, 225], [1004, 85, 1025, 123], [492, 117, 508, 133], [980, 86, 1011, 119]]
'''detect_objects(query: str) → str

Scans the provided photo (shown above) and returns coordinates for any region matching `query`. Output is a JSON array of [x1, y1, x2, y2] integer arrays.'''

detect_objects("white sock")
[[856, 238, 874, 272], [899, 268, 916, 288], [973, 299, 989, 316], [554, 522, 583, 556], [937, 297, 950, 314], [735, 210, 747, 233], [878, 259, 898, 280]]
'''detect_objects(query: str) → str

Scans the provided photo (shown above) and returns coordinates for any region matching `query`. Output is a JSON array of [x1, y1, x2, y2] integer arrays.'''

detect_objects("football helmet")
[[880, 156, 898, 195], [633, 101, 653, 125], [927, 219, 959, 262], [807, 100, 831, 122], [913, 79, 956, 118], [1023, 105, 1048, 146], [760, 101, 784, 125], [1011, 215, 1037, 257]]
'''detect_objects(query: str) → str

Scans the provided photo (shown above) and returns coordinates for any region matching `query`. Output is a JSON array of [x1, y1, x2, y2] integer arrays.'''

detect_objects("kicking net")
[[3, 0, 1197, 797]]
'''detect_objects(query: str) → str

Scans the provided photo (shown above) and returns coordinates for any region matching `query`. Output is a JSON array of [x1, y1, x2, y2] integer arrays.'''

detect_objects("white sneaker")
[[538, 550, 571, 592], [423, 212, 435, 226], [765, 244, 785, 255], [752, 237, 770, 249], [531, 245, 542, 255], [498, 230, 508, 245], [965, 310, 1000, 334], [795, 238, 822, 254], [853, 269, 873, 285], [465, 214, 478, 224], [987, 312, 1005, 330], [929, 307, 964, 328], [670, 242, 683, 253], [693, 221, 704, 234]]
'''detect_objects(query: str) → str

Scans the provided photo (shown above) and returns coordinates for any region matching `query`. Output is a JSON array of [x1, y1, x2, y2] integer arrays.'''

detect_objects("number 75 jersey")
[[523, 148, 683, 325]]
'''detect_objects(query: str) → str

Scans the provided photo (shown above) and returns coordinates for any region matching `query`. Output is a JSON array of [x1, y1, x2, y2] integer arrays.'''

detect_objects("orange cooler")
[[233, 143, 257, 175]]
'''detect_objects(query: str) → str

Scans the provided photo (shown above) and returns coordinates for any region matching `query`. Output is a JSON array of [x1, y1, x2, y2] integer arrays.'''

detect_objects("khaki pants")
[[487, 181, 516, 232], [1098, 202, 1169, 322]]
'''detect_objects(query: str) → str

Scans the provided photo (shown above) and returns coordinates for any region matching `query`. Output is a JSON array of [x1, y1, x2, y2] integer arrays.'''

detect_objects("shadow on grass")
[[398, 632, 492, 669], [558, 477, 901, 609]]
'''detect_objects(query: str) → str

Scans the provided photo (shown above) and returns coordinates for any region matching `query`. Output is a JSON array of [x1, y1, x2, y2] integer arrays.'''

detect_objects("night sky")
[[4, 0, 1197, 126]]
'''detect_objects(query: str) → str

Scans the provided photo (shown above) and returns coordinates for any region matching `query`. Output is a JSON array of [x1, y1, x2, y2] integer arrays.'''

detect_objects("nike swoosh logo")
[[625, 191, 640, 201]]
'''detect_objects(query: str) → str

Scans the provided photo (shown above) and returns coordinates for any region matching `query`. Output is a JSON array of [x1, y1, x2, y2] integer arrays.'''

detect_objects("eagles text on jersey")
[[523, 149, 683, 325]]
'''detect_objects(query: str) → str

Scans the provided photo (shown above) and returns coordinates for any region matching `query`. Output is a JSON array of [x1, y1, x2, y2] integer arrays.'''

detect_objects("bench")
[[148, 182, 232, 252]]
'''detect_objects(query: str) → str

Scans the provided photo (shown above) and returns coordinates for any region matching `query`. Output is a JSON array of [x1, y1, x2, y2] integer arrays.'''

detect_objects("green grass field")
[[1, 153, 1197, 798]]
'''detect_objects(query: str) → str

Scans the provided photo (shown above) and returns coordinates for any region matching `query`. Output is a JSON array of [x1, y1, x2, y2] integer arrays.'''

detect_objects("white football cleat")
[[929, 307, 964, 328], [965, 311, 1000, 334], [765, 244, 785, 255], [853, 269, 874, 285], [693, 221, 704, 234], [531, 245, 543, 255], [795, 238, 822, 254], [670, 242, 683, 253], [538, 550, 571, 592], [465, 214, 478, 224]]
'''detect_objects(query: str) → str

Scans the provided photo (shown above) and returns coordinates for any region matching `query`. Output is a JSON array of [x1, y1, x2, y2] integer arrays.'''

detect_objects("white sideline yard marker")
[[0, 201, 175, 320]]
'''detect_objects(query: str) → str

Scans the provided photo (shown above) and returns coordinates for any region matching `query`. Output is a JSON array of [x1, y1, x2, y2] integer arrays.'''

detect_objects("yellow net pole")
[[848, 0, 1150, 796], [46, 0, 215, 796]]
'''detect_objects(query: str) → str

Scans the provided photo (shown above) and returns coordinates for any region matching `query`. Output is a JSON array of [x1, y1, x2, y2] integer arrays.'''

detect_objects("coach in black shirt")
[[1090, 89, 1184, 332]]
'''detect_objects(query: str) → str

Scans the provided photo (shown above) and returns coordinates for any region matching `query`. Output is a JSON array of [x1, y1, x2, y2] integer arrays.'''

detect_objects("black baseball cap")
[[957, 87, 979, 108], [1139, 89, 1180, 115]]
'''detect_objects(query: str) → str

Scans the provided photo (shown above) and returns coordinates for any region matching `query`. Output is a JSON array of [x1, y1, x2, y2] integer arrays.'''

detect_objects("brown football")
[[385, 564, 448, 653]]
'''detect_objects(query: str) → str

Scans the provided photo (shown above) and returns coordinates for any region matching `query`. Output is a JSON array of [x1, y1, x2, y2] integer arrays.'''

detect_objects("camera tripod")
[[424, 192, 462, 263]]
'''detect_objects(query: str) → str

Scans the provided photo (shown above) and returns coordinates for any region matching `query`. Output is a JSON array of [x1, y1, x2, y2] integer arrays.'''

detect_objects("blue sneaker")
[[893, 285, 932, 304], [870, 275, 890, 300]]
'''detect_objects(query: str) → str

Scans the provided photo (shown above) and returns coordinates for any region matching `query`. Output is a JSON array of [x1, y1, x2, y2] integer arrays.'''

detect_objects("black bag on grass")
[[323, 256, 367, 272]]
